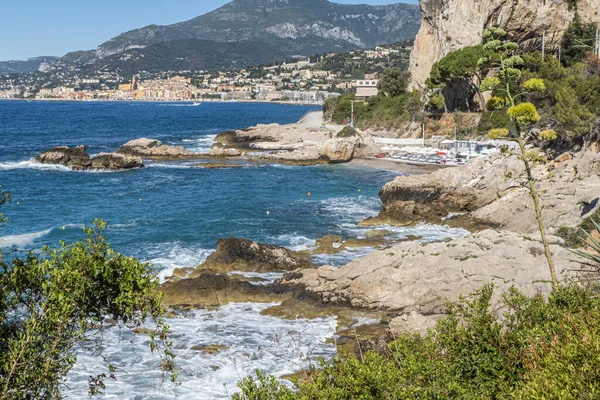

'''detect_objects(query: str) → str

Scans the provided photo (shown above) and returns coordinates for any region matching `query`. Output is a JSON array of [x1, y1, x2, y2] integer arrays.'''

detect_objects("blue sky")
[[0, 0, 418, 61]]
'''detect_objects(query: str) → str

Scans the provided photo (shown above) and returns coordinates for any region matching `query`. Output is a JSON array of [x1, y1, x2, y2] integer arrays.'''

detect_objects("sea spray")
[[64, 303, 337, 400]]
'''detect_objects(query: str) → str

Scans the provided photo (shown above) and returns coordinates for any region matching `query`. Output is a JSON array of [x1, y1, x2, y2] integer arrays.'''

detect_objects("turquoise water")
[[0, 101, 466, 398]]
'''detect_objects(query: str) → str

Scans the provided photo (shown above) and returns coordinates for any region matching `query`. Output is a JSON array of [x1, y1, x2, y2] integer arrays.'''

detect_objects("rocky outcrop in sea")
[[35, 145, 143, 171], [119, 138, 195, 159], [210, 122, 367, 165]]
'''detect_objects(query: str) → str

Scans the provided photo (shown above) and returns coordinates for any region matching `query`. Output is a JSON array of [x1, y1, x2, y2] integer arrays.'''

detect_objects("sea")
[[0, 101, 467, 399]]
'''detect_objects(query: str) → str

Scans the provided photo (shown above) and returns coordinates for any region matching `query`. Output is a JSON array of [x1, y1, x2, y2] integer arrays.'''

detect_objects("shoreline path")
[[299, 111, 344, 132]]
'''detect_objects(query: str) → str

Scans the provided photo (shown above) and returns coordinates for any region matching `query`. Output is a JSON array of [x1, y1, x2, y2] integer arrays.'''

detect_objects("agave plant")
[[571, 219, 600, 268]]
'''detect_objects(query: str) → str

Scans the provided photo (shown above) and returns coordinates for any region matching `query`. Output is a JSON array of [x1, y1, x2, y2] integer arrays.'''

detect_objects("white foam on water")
[[146, 243, 213, 283], [226, 271, 284, 285], [319, 196, 382, 223], [0, 159, 135, 174], [181, 135, 217, 152], [157, 103, 200, 107], [0, 159, 71, 172], [352, 317, 382, 327], [267, 234, 315, 252], [314, 248, 373, 266], [146, 163, 197, 170], [0, 228, 53, 248], [64, 303, 337, 399], [270, 164, 295, 169]]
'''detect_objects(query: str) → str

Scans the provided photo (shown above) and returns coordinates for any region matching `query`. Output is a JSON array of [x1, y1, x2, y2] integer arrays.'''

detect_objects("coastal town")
[[0, 43, 411, 103]]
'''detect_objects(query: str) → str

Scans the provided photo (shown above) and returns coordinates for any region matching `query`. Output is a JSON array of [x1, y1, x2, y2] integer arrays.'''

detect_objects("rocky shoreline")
[[157, 142, 600, 349], [33, 113, 442, 174], [35, 113, 600, 354]]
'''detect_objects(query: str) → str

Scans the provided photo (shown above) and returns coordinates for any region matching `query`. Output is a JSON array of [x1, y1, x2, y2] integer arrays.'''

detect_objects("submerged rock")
[[120, 137, 194, 158], [197, 238, 314, 273], [190, 344, 229, 354], [194, 162, 243, 169], [207, 148, 243, 157], [262, 295, 388, 329], [311, 232, 417, 255]]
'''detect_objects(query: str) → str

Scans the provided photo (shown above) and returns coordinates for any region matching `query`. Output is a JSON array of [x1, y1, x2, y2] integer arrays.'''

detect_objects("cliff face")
[[409, 0, 600, 89]]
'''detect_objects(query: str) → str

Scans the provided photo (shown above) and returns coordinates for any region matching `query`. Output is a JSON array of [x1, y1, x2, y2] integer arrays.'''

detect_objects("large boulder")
[[120, 138, 194, 158], [35, 145, 92, 170], [319, 137, 360, 163], [365, 149, 600, 234], [197, 238, 314, 273], [409, 0, 599, 89], [90, 152, 143, 170]]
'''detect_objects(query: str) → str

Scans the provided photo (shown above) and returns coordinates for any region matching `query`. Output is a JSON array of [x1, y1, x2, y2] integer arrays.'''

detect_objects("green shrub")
[[234, 283, 600, 399], [478, 110, 512, 133], [378, 68, 410, 97], [428, 94, 446, 111], [427, 45, 492, 87], [336, 126, 358, 138], [556, 208, 600, 248], [561, 21, 598, 67]]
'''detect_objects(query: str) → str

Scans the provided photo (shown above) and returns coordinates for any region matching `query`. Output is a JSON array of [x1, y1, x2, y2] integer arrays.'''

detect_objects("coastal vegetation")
[[425, 21, 600, 141], [323, 68, 422, 131], [234, 280, 600, 399], [0, 194, 176, 398]]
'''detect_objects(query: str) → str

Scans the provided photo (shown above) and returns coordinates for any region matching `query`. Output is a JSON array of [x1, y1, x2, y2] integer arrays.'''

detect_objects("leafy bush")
[[377, 68, 410, 98], [428, 94, 445, 111], [0, 219, 175, 398], [234, 283, 600, 399], [336, 126, 358, 138], [561, 21, 598, 67]]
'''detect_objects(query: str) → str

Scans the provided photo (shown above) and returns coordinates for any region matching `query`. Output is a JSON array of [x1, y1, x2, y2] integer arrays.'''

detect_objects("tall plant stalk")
[[480, 27, 559, 290]]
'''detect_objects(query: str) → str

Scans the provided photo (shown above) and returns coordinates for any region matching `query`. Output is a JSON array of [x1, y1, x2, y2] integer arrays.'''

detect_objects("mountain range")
[[0, 57, 59, 74], [4, 0, 421, 74]]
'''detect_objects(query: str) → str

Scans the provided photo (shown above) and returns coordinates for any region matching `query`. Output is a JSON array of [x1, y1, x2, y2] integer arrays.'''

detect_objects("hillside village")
[[0, 42, 411, 103]]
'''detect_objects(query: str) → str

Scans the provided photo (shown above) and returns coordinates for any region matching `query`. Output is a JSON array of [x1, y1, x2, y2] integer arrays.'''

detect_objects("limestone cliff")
[[409, 0, 600, 89]]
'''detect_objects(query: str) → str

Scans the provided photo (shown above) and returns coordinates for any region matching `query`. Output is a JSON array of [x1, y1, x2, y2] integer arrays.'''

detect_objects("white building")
[[355, 79, 379, 101]]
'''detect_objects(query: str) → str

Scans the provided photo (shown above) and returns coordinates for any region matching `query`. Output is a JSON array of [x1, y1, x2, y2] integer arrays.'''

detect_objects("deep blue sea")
[[0, 101, 466, 399]]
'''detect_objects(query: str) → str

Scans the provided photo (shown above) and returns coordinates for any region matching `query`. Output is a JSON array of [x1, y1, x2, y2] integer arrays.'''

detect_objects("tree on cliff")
[[561, 19, 598, 67], [0, 196, 177, 398], [377, 68, 410, 98], [477, 27, 559, 289], [426, 45, 492, 112]]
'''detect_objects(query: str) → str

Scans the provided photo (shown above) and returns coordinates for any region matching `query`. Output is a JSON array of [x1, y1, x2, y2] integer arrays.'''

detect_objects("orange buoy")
[[307, 192, 311, 197]]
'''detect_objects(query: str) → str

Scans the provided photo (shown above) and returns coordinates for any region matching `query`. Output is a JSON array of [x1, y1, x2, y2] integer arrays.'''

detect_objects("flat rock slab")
[[283, 229, 583, 317], [120, 137, 195, 158]]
